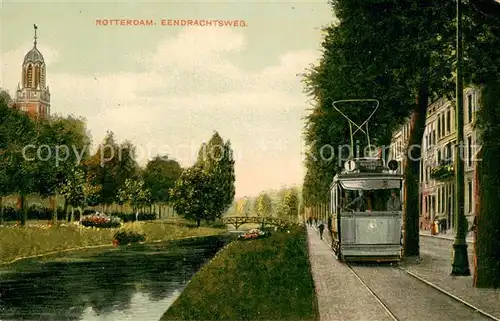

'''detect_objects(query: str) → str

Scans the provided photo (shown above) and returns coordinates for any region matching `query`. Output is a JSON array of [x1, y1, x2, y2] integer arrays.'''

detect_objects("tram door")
[[331, 184, 339, 237]]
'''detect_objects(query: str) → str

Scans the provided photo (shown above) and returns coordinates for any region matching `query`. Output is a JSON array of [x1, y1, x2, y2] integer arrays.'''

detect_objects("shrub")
[[1, 206, 66, 222], [113, 230, 146, 245]]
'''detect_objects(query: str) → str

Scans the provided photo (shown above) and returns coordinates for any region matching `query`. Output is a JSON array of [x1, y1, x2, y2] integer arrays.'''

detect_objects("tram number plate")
[[358, 159, 382, 170]]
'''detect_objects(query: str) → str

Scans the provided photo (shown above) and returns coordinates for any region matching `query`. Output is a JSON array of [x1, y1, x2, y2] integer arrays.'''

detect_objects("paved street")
[[306, 226, 393, 321], [402, 234, 500, 319], [306, 225, 499, 321]]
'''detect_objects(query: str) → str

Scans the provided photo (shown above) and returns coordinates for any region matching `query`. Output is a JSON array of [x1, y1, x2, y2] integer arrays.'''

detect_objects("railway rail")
[[314, 228, 499, 321]]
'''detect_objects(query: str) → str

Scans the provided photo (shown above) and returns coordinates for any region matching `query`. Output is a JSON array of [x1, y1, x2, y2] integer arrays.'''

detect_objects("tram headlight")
[[388, 160, 399, 171]]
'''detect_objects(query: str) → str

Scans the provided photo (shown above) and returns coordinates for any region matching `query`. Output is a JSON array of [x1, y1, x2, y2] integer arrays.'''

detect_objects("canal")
[[0, 235, 229, 321]]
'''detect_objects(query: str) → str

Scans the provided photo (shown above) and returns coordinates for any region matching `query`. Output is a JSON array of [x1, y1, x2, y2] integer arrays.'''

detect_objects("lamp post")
[[451, 0, 471, 276]]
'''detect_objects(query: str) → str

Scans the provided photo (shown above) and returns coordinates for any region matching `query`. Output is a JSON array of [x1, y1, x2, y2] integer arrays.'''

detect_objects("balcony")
[[430, 160, 454, 182]]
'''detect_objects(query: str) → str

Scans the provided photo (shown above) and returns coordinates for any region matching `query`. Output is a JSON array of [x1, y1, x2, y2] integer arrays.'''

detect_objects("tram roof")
[[334, 172, 403, 180], [331, 172, 403, 190]]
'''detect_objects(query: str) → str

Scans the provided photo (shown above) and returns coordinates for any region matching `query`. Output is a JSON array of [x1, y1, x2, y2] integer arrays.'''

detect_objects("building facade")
[[11, 25, 50, 118], [389, 87, 479, 233]]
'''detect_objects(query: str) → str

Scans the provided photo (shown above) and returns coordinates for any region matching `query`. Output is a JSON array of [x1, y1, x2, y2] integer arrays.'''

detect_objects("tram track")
[[396, 266, 500, 321], [345, 263, 399, 321], [315, 230, 499, 321]]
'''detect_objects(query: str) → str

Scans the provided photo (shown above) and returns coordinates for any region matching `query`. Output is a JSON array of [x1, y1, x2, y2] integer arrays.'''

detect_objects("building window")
[[437, 117, 441, 139], [441, 114, 445, 137], [432, 130, 436, 146], [445, 143, 452, 162], [446, 109, 451, 133], [420, 161, 424, 182], [437, 188, 441, 213], [467, 135, 472, 167], [468, 180, 473, 213], [27, 65, 33, 87], [468, 94, 473, 123], [437, 150, 441, 163]]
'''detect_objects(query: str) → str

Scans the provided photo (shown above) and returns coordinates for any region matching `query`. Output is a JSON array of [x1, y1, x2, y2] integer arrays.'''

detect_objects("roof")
[[24, 47, 44, 64], [331, 172, 403, 190]]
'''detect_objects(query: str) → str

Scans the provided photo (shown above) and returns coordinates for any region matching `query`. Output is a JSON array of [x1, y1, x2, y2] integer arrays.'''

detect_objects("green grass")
[[161, 226, 319, 321], [0, 218, 225, 264]]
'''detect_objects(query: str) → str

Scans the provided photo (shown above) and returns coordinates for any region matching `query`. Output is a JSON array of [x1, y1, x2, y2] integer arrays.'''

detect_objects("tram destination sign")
[[357, 158, 384, 171]]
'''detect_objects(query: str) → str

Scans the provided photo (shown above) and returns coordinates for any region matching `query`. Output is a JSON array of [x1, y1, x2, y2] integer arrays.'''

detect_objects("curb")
[[419, 233, 474, 245], [0, 232, 225, 266]]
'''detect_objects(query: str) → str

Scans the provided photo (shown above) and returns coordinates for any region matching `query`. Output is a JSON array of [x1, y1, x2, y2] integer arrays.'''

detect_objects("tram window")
[[341, 189, 393, 212]]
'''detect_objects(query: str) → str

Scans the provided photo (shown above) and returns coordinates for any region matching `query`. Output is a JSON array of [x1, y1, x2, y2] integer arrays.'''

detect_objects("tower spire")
[[33, 24, 38, 47]]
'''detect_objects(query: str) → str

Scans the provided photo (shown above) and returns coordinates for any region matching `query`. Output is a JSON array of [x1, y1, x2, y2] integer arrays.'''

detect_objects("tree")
[[170, 166, 214, 227], [86, 132, 139, 209], [0, 88, 12, 105], [255, 193, 272, 217], [236, 197, 251, 216], [282, 188, 299, 220], [33, 115, 91, 222], [196, 132, 236, 218], [464, 1, 500, 287], [0, 101, 38, 225], [143, 155, 182, 205], [117, 178, 152, 217], [59, 167, 101, 221], [303, 0, 456, 256]]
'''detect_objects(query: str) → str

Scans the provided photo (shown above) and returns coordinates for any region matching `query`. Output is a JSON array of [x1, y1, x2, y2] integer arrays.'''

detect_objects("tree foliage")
[[255, 193, 272, 217], [59, 167, 101, 210], [170, 131, 236, 226], [170, 166, 214, 227], [282, 188, 299, 219], [117, 178, 151, 213], [302, 0, 456, 256], [143, 155, 183, 204]]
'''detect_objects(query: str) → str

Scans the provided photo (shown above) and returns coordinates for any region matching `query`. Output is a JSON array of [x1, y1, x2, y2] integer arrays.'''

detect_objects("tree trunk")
[[196, 218, 201, 227], [64, 202, 69, 222], [20, 194, 27, 226], [0, 196, 4, 225], [403, 69, 430, 257], [473, 82, 500, 288], [70, 207, 74, 222], [52, 194, 59, 225]]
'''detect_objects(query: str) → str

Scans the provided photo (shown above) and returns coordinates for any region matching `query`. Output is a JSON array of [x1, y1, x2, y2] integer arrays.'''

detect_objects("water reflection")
[[0, 236, 227, 321]]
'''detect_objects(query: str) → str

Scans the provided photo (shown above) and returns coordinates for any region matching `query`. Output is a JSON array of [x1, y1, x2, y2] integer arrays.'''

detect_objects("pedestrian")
[[469, 215, 477, 234], [314, 217, 318, 226], [318, 221, 325, 240]]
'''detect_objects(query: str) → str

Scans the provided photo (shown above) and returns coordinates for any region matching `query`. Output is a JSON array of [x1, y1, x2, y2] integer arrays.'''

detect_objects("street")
[[308, 226, 500, 321]]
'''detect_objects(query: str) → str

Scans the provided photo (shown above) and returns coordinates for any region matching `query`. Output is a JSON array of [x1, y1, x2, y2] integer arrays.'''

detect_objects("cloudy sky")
[[1, 0, 333, 198]]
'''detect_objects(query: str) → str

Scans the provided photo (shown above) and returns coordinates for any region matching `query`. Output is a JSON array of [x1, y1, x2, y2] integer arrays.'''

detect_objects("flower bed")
[[80, 213, 121, 228], [237, 228, 270, 241]]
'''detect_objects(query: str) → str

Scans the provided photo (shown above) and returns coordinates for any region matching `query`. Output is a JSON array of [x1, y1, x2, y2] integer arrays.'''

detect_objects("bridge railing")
[[222, 216, 300, 230]]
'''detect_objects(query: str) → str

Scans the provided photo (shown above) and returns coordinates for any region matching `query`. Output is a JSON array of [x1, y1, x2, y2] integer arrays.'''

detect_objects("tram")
[[328, 99, 404, 262], [329, 157, 404, 262]]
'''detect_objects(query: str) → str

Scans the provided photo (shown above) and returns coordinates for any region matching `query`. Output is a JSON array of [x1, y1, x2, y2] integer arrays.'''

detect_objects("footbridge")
[[222, 216, 299, 230]]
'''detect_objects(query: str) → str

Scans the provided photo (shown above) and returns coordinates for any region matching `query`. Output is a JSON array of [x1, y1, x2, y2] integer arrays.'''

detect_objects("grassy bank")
[[161, 226, 319, 321], [0, 219, 225, 264]]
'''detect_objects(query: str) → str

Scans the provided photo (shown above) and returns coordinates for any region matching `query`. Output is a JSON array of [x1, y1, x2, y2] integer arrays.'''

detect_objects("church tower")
[[12, 25, 51, 118]]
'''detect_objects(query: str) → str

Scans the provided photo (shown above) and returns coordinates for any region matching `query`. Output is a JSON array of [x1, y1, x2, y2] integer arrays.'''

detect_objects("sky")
[[0, 0, 334, 198]]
